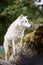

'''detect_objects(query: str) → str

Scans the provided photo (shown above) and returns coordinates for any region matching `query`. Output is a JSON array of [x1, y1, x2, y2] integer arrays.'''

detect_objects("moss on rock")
[[23, 24, 43, 54]]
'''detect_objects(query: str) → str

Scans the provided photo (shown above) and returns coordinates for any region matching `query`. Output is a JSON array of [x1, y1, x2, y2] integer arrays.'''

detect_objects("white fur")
[[3, 15, 31, 61]]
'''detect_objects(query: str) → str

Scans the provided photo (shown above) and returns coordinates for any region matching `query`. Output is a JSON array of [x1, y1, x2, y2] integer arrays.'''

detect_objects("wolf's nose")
[[30, 25, 32, 27]]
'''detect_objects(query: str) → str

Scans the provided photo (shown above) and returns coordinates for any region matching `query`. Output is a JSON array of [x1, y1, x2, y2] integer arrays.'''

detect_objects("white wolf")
[[3, 15, 31, 61]]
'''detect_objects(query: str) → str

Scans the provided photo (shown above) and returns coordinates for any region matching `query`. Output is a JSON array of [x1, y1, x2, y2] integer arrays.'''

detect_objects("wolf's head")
[[17, 15, 32, 28]]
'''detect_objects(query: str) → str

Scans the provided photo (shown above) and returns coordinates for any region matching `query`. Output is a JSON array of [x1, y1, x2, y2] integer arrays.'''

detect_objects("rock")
[[23, 24, 43, 54], [0, 59, 13, 65]]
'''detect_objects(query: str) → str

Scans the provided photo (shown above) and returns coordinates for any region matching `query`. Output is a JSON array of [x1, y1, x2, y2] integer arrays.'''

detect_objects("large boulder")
[[23, 24, 43, 54]]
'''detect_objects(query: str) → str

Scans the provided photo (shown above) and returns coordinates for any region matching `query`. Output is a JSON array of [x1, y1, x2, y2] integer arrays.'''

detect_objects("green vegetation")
[[0, 0, 43, 44]]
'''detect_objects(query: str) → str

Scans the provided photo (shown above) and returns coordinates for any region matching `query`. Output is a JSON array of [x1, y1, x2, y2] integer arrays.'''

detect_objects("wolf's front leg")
[[20, 30, 25, 47], [4, 41, 8, 61], [12, 40, 16, 55], [9, 40, 16, 61], [5, 50, 8, 61], [4, 46, 8, 61]]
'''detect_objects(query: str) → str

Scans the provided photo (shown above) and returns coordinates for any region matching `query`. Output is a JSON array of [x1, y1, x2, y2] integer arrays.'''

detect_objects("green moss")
[[23, 24, 43, 52]]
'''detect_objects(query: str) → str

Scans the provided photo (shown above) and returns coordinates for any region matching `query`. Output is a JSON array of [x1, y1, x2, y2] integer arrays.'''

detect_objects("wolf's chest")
[[15, 26, 24, 36]]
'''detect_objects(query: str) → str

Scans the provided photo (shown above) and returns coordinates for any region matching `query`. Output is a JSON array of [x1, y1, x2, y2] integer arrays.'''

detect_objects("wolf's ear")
[[19, 15, 23, 19], [20, 15, 23, 18], [25, 16, 27, 18]]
